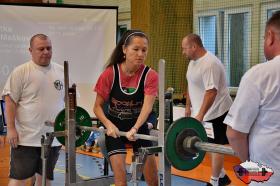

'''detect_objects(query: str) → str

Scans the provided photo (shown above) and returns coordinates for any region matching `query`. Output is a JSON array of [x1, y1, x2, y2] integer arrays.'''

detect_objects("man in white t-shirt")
[[2, 34, 64, 186], [225, 11, 280, 186], [182, 34, 232, 186]]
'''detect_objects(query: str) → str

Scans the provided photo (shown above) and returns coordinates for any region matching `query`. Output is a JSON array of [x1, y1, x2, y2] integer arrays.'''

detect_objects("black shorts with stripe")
[[205, 111, 229, 145]]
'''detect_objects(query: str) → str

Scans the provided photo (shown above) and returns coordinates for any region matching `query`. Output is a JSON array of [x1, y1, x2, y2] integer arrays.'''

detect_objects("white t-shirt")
[[224, 55, 280, 185], [2, 60, 65, 146], [186, 51, 232, 121]]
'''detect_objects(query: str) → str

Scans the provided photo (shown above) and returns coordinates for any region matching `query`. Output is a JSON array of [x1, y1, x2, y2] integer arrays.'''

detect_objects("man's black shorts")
[[205, 111, 229, 145], [10, 145, 61, 180]]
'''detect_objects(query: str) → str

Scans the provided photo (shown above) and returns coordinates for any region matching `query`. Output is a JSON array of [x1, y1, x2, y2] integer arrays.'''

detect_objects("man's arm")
[[226, 126, 249, 162], [195, 88, 217, 121], [4, 95, 19, 148], [185, 90, 192, 117]]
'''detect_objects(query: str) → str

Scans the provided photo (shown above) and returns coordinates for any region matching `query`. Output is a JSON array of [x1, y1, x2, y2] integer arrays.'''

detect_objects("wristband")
[[131, 127, 138, 132]]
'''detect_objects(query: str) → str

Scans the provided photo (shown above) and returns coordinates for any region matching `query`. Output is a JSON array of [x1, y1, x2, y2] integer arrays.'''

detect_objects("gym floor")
[[0, 142, 246, 185], [53, 150, 207, 186], [52, 148, 246, 186]]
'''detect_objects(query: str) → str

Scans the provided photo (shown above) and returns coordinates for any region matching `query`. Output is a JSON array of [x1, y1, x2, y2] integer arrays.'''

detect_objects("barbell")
[[53, 106, 236, 171], [165, 117, 236, 170]]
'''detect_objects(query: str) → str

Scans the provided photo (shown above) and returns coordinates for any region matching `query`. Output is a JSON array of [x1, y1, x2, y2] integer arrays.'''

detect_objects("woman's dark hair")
[[106, 29, 148, 68]]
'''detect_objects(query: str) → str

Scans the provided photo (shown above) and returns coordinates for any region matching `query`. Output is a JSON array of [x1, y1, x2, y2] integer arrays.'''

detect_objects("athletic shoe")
[[219, 174, 231, 186]]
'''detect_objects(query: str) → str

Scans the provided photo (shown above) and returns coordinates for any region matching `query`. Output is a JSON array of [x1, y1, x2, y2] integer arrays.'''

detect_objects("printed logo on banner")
[[234, 160, 274, 184]]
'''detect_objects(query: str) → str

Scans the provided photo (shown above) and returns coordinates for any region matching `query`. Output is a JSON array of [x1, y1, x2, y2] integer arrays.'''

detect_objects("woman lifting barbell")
[[93, 30, 158, 186]]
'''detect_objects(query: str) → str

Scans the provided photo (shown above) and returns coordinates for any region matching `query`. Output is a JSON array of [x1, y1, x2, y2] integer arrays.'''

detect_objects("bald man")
[[182, 34, 232, 186]]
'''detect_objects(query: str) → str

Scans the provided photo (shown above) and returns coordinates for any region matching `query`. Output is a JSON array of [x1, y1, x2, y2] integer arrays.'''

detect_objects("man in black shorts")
[[182, 34, 233, 186], [2, 34, 64, 186], [10, 146, 60, 183]]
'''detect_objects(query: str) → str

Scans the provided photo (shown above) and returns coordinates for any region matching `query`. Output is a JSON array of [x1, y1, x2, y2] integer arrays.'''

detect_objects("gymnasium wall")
[[193, 0, 280, 87], [131, 0, 193, 97], [131, 0, 280, 92], [64, 0, 131, 27], [2, 0, 280, 112]]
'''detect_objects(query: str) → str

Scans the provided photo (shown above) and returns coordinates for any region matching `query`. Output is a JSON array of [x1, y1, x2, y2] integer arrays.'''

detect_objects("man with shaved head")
[[182, 34, 232, 186]]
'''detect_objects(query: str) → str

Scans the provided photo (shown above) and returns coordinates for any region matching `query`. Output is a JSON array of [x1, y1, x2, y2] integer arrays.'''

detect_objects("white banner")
[[0, 4, 117, 114]]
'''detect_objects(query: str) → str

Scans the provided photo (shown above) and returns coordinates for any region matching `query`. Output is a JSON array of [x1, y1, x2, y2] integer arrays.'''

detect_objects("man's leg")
[[37, 146, 61, 186], [34, 173, 51, 186], [9, 146, 38, 186], [8, 178, 33, 186], [211, 153, 224, 177], [208, 153, 224, 186], [207, 112, 231, 186]]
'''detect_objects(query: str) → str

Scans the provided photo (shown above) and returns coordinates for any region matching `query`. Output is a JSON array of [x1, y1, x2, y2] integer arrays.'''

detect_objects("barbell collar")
[[194, 141, 236, 156], [79, 126, 158, 142]]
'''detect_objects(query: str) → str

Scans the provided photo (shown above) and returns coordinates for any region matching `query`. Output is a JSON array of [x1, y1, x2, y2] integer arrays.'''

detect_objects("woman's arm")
[[126, 95, 156, 140], [93, 94, 120, 138]]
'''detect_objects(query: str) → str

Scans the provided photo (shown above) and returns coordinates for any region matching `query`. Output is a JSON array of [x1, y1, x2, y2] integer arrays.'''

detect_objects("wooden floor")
[[1, 141, 247, 186], [0, 139, 33, 186], [172, 153, 247, 186], [0, 138, 9, 186]]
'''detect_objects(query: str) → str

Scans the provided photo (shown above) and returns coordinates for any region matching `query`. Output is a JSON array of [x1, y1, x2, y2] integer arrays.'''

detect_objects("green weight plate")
[[175, 128, 200, 160], [54, 106, 92, 147], [165, 117, 207, 171]]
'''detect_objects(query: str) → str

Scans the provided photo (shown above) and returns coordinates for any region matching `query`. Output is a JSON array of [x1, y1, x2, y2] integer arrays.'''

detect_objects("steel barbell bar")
[[184, 136, 236, 156], [53, 116, 234, 155], [79, 126, 158, 142], [48, 120, 158, 142], [80, 127, 235, 157], [195, 141, 236, 156]]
